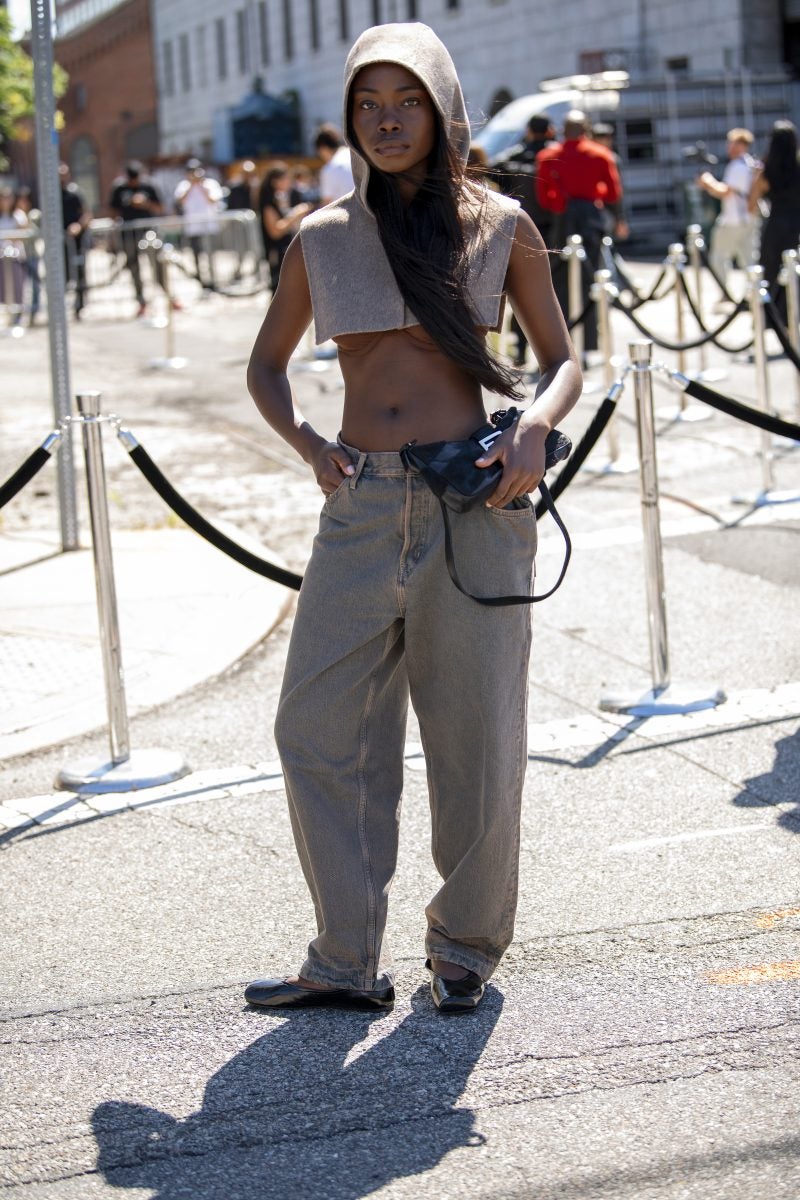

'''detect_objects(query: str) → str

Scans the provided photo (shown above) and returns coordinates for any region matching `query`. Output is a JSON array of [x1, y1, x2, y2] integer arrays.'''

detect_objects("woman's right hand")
[[312, 441, 355, 496]]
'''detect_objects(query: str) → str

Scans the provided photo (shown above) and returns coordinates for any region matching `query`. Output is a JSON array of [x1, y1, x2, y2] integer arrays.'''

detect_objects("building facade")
[[55, 0, 158, 210], [151, 0, 797, 160]]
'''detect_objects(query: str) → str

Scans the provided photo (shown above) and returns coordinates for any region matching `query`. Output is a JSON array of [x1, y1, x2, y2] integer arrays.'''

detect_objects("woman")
[[258, 163, 310, 292], [0, 186, 27, 327], [246, 23, 581, 1014], [749, 120, 800, 324]]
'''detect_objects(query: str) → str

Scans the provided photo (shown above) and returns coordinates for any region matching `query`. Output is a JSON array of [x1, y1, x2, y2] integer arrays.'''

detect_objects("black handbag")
[[400, 407, 572, 606]]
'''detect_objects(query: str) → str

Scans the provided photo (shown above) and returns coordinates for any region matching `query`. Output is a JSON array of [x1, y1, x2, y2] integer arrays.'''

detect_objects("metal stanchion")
[[657, 243, 711, 422], [780, 248, 800, 420], [685, 224, 727, 385], [566, 234, 585, 365], [146, 240, 188, 371], [732, 265, 800, 507], [583, 269, 637, 474], [600, 341, 725, 716], [564, 234, 601, 396], [56, 393, 189, 794]]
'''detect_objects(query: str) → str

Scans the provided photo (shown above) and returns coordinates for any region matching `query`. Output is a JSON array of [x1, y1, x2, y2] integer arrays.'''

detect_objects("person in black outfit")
[[257, 163, 310, 293], [108, 161, 169, 317], [749, 120, 800, 329], [59, 164, 91, 318], [490, 114, 557, 367]]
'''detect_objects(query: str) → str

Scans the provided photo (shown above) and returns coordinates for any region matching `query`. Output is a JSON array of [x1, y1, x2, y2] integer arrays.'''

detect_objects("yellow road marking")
[[706, 961, 800, 986]]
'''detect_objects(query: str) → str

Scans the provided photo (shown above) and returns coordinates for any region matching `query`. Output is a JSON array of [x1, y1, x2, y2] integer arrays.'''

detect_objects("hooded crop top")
[[299, 22, 520, 346]]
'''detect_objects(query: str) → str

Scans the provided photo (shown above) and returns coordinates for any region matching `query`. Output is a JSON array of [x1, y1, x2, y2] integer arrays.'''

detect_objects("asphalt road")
[[1, 268, 799, 1198]]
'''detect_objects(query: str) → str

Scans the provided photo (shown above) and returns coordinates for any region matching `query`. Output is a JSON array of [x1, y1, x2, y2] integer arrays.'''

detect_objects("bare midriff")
[[336, 325, 489, 450]]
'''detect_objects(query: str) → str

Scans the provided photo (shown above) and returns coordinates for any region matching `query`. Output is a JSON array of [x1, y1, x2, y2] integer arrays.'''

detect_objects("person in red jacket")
[[536, 111, 622, 354]]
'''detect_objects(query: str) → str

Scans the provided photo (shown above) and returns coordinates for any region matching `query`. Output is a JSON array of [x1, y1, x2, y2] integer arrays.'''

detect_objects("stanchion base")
[[1, 325, 25, 339], [55, 748, 190, 795], [581, 453, 640, 476], [655, 403, 713, 423], [143, 316, 169, 330], [599, 681, 726, 716], [147, 356, 189, 371], [731, 488, 800, 508]]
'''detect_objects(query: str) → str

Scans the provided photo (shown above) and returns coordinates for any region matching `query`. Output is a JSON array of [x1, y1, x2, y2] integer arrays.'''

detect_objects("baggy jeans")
[[274, 440, 536, 990]]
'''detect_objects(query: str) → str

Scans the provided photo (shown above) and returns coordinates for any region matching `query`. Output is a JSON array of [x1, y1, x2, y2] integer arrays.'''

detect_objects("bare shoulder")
[[507, 209, 550, 275]]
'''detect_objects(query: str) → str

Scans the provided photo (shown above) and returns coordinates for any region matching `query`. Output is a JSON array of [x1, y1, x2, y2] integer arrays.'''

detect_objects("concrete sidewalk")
[[0, 526, 294, 763]]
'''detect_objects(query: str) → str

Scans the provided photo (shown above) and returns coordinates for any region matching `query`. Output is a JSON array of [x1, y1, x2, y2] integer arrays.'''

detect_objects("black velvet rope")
[[614, 261, 675, 309], [566, 297, 593, 332], [764, 298, 800, 375], [682, 379, 800, 441], [676, 273, 754, 355], [612, 294, 747, 350], [534, 393, 619, 519], [698, 244, 739, 303], [0, 446, 53, 510], [125, 443, 303, 590]]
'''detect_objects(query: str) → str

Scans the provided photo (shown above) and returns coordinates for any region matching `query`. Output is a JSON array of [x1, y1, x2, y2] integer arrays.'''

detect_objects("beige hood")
[[342, 22, 471, 209]]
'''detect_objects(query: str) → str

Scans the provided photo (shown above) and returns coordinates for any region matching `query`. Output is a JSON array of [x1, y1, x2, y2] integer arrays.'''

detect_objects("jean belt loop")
[[349, 451, 367, 489]]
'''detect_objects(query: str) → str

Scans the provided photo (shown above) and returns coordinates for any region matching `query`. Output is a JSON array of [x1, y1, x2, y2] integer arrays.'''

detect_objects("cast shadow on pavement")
[[91, 986, 501, 1199], [732, 727, 800, 833]]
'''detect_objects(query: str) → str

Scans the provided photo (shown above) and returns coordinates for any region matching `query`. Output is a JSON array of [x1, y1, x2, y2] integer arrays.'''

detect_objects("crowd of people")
[[0, 124, 356, 323], [2, 109, 799, 335]]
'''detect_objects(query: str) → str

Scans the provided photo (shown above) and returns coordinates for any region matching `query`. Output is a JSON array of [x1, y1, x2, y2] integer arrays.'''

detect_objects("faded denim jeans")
[[274, 440, 536, 990]]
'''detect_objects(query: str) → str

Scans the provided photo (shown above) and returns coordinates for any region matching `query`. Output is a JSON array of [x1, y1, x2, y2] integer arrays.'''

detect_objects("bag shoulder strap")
[[440, 481, 571, 607]]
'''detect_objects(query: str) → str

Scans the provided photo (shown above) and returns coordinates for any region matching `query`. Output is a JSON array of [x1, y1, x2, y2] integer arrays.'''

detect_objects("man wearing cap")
[[174, 159, 224, 292], [536, 110, 623, 354]]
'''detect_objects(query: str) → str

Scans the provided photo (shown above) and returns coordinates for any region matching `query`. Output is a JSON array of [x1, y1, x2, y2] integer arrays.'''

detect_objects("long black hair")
[[763, 120, 800, 193], [349, 107, 522, 401]]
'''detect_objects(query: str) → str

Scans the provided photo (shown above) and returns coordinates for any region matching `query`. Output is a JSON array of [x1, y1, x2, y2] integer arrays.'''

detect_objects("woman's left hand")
[[475, 416, 549, 509]]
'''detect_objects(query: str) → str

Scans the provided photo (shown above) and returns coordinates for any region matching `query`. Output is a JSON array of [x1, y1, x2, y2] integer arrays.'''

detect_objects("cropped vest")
[[299, 189, 520, 345]]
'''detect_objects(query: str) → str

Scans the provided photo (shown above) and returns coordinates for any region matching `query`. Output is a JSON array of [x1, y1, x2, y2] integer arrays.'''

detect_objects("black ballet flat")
[[244, 977, 395, 1011], [426, 961, 485, 1014]]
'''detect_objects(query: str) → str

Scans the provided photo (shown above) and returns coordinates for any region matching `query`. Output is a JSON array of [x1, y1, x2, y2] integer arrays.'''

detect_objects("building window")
[[309, 0, 320, 50], [338, 0, 349, 40], [162, 40, 175, 98], [371, 0, 380, 23], [179, 32, 191, 92], [258, 1, 270, 64], [196, 25, 208, 89], [624, 119, 654, 161], [215, 17, 228, 81], [282, 0, 293, 59], [665, 55, 690, 73], [446, 0, 460, 8], [236, 9, 249, 73], [407, 0, 417, 15]]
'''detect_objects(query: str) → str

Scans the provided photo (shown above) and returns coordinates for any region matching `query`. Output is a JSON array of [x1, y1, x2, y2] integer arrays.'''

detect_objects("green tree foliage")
[[0, 10, 68, 170]]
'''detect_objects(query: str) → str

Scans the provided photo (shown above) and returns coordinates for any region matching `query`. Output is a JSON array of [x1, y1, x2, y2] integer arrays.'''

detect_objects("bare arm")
[[262, 203, 310, 241], [246, 235, 354, 495], [476, 211, 582, 507], [697, 171, 732, 201], [748, 168, 769, 215]]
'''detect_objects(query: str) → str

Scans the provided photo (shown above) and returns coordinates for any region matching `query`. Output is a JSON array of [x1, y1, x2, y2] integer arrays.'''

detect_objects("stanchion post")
[[566, 234, 585, 364], [631, 341, 670, 693], [668, 242, 688, 388], [75, 392, 130, 766], [599, 341, 725, 715], [56, 397, 189, 793], [686, 225, 707, 374], [592, 268, 621, 461], [746, 265, 776, 495], [780, 248, 800, 419], [145, 240, 188, 371]]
